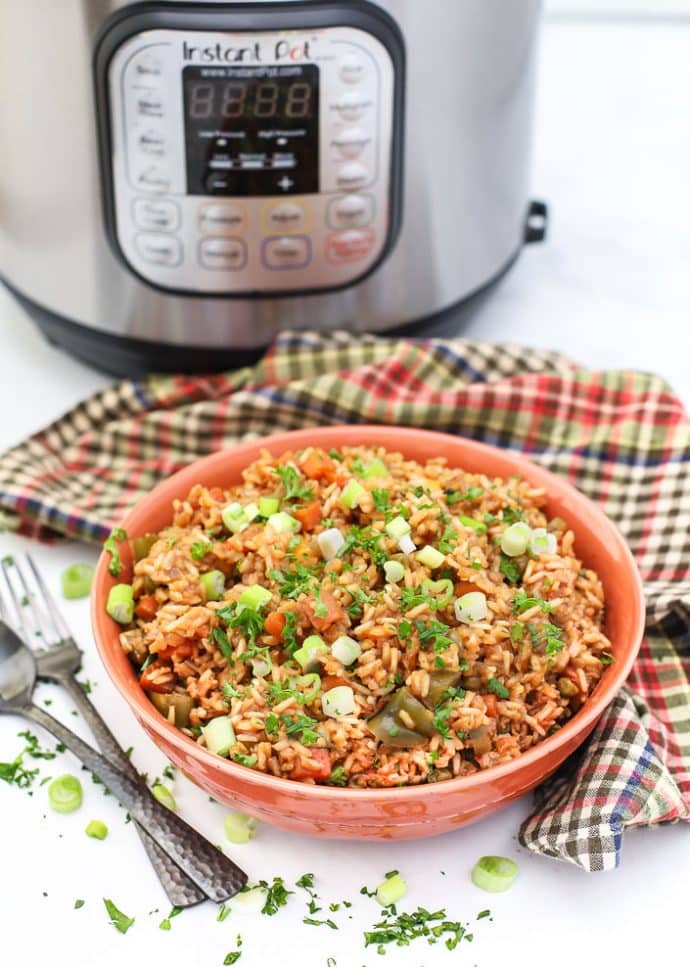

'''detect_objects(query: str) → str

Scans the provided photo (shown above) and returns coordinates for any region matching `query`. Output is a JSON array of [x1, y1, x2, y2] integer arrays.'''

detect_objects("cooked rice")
[[118, 445, 611, 788]]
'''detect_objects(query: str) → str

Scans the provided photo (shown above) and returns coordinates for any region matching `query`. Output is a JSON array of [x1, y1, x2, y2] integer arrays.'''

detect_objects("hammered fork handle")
[[54, 673, 206, 907], [23, 703, 247, 903]]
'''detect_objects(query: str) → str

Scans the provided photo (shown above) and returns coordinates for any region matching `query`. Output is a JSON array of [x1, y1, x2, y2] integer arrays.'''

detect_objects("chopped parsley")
[[103, 527, 127, 577], [398, 619, 413, 641], [269, 564, 319, 600], [222, 681, 245, 703], [74, 899, 85, 909], [258, 877, 294, 916], [304, 917, 338, 929], [347, 586, 375, 620], [513, 589, 552, 615], [509, 622, 525, 643], [273, 465, 314, 503], [501, 505, 525, 524], [414, 619, 454, 654], [217, 903, 231, 922], [265, 713, 279, 736], [210, 625, 234, 663], [158, 906, 182, 930], [0, 731, 61, 791], [103, 898, 135, 934], [337, 526, 388, 567], [328, 765, 347, 786], [281, 714, 320, 745], [314, 590, 329, 619], [445, 487, 484, 505], [281, 609, 300, 655], [600, 652, 614, 666], [543, 622, 566, 661], [487, 678, 510, 699], [363, 905, 472, 953], [371, 489, 390, 512], [217, 603, 266, 652], [328, 448, 344, 461], [438, 526, 457, 554], [499, 554, 523, 585], [432, 703, 453, 740]]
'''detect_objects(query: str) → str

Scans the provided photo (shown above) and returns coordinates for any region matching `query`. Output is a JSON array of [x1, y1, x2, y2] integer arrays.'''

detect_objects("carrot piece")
[[320, 675, 350, 692], [456, 580, 482, 597], [157, 633, 194, 660], [264, 611, 287, 639], [134, 595, 159, 621], [139, 665, 173, 694], [300, 450, 336, 482], [484, 693, 498, 718], [308, 589, 344, 631], [293, 500, 323, 532]]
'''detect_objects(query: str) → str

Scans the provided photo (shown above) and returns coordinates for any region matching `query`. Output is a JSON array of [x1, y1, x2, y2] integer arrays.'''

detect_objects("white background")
[[1, 14, 689, 967]]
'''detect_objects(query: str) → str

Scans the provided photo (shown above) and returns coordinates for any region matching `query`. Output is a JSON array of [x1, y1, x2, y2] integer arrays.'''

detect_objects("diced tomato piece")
[[300, 451, 337, 483], [157, 633, 194, 660], [321, 675, 350, 692], [307, 589, 344, 631], [134, 595, 159, 621], [456, 580, 482, 597], [484, 693, 498, 718], [294, 501, 323, 532], [264, 611, 286, 638], [139, 664, 173, 694], [291, 748, 332, 782]]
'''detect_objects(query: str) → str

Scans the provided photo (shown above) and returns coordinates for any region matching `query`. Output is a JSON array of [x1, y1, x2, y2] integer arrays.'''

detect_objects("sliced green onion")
[[529, 527, 557, 556], [151, 784, 176, 811], [454, 591, 489, 624], [251, 656, 272, 678], [386, 516, 411, 540], [398, 534, 417, 556], [48, 774, 83, 814], [322, 685, 356, 718], [459, 515, 488, 535], [383, 560, 405, 583], [200, 569, 225, 601], [201, 716, 236, 757], [238, 585, 272, 610], [317, 527, 345, 561], [422, 578, 454, 608], [359, 458, 388, 479], [340, 479, 366, 509], [224, 811, 257, 845], [243, 503, 259, 523], [267, 511, 301, 534], [376, 873, 408, 907], [331, 635, 361, 666], [471, 855, 518, 893], [258, 496, 280, 518], [222, 502, 250, 534], [293, 635, 328, 672], [500, 522, 531, 557], [416, 545, 445, 569], [295, 673, 322, 703], [61, 563, 94, 600], [106, 584, 134, 624], [85, 819, 108, 840]]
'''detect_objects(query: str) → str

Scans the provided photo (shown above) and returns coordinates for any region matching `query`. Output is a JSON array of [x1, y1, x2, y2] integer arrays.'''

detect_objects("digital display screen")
[[183, 64, 319, 196]]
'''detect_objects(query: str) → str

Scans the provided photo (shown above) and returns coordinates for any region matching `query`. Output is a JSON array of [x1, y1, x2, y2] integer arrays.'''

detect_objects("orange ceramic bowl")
[[92, 426, 645, 840]]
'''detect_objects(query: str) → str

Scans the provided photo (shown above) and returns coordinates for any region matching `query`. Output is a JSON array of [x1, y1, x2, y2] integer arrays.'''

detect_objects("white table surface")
[[1, 20, 688, 967]]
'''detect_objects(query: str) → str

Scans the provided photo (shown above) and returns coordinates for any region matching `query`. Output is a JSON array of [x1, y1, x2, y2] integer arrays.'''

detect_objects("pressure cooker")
[[0, 0, 546, 375]]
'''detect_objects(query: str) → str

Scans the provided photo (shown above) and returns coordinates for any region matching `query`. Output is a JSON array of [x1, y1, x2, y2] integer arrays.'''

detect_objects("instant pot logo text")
[[182, 38, 313, 63]]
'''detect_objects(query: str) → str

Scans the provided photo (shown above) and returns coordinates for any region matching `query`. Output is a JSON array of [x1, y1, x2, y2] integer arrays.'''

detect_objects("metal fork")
[[0, 555, 210, 907]]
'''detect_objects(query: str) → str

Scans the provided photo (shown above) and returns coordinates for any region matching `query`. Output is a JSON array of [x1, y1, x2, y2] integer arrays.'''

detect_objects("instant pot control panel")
[[95, 4, 404, 296]]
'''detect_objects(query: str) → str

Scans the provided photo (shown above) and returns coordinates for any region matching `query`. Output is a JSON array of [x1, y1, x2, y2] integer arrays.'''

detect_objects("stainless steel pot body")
[[0, 0, 542, 351]]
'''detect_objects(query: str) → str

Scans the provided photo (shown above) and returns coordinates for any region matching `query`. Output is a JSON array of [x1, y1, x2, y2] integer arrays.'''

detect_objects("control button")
[[135, 54, 162, 77], [340, 54, 365, 84], [262, 235, 311, 270], [135, 165, 171, 193], [336, 162, 369, 190], [331, 127, 370, 159], [327, 193, 375, 230], [277, 175, 295, 192], [335, 90, 371, 122], [326, 228, 376, 265], [136, 92, 164, 118], [132, 198, 180, 232], [205, 171, 233, 193], [135, 233, 182, 266], [265, 201, 308, 234], [198, 203, 246, 236], [138, 129, 165, 156], [199, 237, 247, 271]]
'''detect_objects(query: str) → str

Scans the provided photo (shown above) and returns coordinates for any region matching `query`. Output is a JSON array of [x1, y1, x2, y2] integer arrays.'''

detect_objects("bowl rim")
[[91, 425, 646, 801]]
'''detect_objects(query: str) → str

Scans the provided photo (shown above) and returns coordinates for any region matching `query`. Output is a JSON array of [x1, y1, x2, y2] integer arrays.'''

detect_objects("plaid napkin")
[[1, 330, 688, 871]]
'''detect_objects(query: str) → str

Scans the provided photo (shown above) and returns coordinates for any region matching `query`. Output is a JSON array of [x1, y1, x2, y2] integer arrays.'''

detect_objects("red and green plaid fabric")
[[1, 330, 688, 871]]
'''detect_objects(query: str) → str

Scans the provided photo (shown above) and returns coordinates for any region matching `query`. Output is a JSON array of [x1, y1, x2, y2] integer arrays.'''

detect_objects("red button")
[[326, 227, 376, 264]]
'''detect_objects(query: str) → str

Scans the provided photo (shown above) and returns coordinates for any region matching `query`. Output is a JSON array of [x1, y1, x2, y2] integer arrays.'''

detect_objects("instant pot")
[[0, 0, 546, 375]]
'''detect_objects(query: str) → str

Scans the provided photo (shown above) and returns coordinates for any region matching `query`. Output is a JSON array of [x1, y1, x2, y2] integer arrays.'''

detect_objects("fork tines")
[[0, 555, 72, 650]]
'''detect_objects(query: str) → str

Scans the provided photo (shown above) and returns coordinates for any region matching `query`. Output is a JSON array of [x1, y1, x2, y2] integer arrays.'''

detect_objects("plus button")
[[277, 176, 294, 191]]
